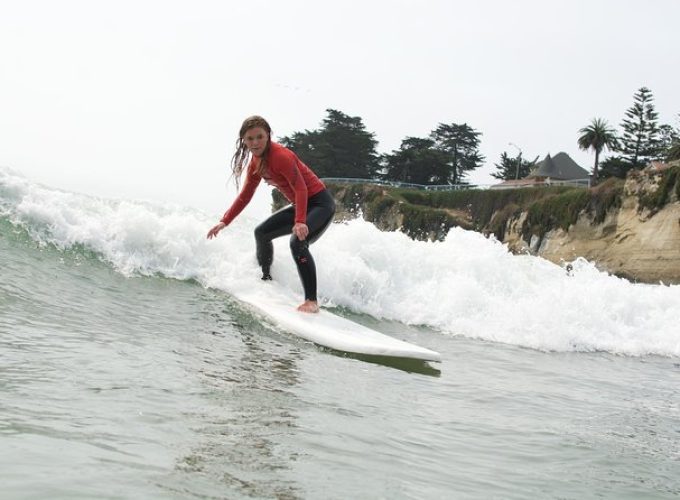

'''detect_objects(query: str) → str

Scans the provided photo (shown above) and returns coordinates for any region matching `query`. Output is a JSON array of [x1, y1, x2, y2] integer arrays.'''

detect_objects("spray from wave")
[[2, 167, 679, 356]]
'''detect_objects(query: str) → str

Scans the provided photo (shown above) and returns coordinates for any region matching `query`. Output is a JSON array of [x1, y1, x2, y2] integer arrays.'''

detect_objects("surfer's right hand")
[[207, 222, 226, 239]]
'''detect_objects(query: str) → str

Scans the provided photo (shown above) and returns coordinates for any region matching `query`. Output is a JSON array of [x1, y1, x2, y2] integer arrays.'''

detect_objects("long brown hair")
[[230, 115, 272, 188]]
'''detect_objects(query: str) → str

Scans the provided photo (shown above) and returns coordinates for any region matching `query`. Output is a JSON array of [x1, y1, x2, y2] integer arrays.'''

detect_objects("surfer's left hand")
[[293, 223, 309, 240], [207, 222, 226, 239]]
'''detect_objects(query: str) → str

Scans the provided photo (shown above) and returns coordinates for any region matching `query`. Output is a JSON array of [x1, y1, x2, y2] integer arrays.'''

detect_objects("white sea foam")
[[2, 167, 679, 356]]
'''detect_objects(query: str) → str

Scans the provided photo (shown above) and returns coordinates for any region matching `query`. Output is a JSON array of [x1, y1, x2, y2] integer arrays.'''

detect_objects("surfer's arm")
[[219, 169, 262, 226], [207, 169, 261, 239]]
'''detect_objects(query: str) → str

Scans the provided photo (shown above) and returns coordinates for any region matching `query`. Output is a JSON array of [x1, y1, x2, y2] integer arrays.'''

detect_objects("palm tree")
[[578, 118, 618, 184]]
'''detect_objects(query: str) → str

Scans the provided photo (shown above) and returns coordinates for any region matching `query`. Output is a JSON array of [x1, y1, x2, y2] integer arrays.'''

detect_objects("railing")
[[548, 178, 591, 187], [322, 177, 591, 190], [490, 178, 591, 189], [321, 177, 487, 191]]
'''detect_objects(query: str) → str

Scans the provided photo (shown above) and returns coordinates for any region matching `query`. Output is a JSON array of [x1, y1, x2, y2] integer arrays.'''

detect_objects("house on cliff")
[[492, 152, 590, 190]]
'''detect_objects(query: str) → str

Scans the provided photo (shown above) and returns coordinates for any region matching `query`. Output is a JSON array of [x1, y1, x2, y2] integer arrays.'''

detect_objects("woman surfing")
[[207, 116, 335, 313]]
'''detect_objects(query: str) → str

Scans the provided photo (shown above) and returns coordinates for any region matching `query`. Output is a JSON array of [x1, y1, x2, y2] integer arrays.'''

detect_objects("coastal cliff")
[[273, 163, 680, 284], [509, 166, 680, 283]]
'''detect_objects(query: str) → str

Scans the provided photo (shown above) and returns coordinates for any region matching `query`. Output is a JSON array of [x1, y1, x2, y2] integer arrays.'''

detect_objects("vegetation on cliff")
[[273, 179, 626, 243], [634, 164, 680, 215], [356, 181, 622, 242], [520, 179, 623, 240]]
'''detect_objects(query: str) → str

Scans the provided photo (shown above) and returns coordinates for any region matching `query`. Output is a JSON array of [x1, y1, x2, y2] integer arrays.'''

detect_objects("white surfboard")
[[234, 288, 441, 362]]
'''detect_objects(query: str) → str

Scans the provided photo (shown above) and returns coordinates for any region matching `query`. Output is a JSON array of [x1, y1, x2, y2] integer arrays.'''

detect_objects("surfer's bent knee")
[[253, 223, 267, 242], [289, 238, 309, 262]]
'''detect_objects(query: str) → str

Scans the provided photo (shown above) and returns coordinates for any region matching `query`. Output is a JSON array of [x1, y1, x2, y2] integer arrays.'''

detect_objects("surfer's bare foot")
[[297, 300, 319, 313]]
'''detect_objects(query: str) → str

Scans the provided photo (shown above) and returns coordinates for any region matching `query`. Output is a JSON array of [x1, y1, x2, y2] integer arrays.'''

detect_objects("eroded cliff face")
[[504, 171, 680, 283]]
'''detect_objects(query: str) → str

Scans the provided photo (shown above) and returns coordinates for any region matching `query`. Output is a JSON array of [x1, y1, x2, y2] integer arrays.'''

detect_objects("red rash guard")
[[220, 142, 326, 226]]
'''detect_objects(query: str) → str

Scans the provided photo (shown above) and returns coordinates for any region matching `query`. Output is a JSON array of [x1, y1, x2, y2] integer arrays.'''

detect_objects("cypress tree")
[[382, 137, 449, 185], [280, 109, 380, 179], [430, 123, 484, 184], [491, 152, 535, 180]]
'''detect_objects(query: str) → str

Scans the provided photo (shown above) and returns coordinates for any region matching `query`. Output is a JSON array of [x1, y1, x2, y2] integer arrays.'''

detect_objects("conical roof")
[[529, 152, 589, 180]]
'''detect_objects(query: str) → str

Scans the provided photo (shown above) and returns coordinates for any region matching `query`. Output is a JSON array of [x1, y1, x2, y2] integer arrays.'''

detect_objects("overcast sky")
[[1, 0, 679, 213]]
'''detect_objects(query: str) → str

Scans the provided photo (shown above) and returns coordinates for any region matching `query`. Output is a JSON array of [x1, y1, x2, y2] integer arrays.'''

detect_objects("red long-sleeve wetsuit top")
[[220, 142, 326, 226]]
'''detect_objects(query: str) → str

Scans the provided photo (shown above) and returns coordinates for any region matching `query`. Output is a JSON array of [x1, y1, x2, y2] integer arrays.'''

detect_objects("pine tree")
[[617, 87, 661, 169], [667, 142, 680, 162]]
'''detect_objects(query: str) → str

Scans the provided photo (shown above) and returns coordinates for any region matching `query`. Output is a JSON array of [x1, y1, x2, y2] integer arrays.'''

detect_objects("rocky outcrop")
[[505, 167, 680, 283]]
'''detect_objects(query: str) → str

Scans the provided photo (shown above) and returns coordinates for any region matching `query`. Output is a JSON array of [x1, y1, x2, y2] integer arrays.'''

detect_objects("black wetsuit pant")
[[254, 189, 336, 301]]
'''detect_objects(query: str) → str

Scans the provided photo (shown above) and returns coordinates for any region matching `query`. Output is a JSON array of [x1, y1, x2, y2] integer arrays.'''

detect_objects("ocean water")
[[1, 166, 679, 499]]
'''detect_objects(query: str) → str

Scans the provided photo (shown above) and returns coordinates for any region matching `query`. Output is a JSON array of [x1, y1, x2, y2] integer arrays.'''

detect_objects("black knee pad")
[[289, 238, 309, 262]]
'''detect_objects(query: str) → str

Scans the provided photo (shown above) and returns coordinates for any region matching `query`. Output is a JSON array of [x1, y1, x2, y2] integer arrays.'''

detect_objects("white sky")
[[1, 0, 679, 213]]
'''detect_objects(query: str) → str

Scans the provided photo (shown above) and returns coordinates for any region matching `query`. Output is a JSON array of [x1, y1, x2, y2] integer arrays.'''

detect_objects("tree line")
[[577, 87, 680, 183], [279, 88, 679, 186], [281, 109, 484, 185]]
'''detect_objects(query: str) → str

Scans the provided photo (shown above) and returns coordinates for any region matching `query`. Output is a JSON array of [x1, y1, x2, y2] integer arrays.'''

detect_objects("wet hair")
[[230, 115, 272, 188]]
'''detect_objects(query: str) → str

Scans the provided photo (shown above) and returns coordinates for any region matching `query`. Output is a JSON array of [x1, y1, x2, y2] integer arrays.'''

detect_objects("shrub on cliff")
[[636, 165, 680, 214], [521, 179, 624, 240], [397, 187, 575, 232]]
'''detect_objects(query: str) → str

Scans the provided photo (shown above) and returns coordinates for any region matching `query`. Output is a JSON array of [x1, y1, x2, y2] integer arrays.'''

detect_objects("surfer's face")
[[243, 127, 269, 157]]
